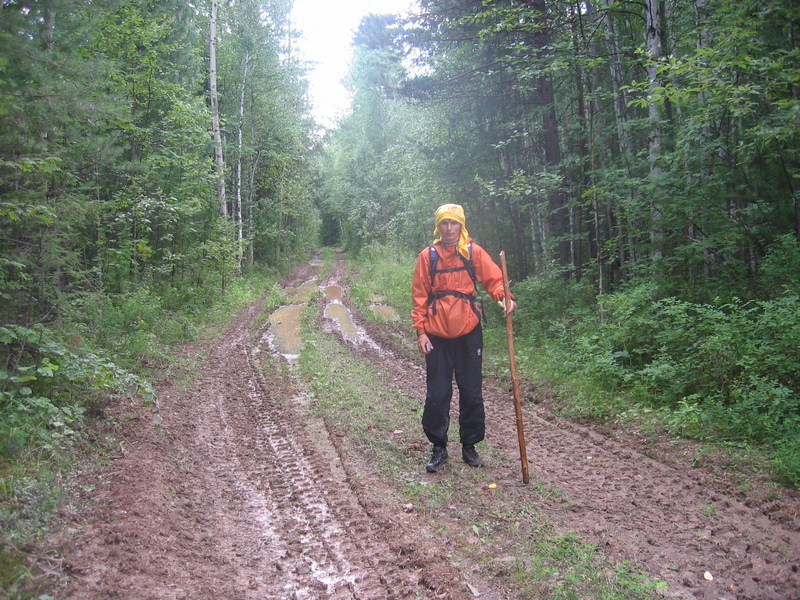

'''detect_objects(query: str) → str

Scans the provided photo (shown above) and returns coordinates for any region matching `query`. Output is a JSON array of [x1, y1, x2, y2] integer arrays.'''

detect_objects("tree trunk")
[[210, 0, 226, 216], [600, 0, 634, 167], [645, 0, 664, 264], [247, 149, 261, 266], [600, 0, 636, 275], [523, 0, 569, 270], [235, 50, 250, 272], [42, 7, 56, 53], [571, 1, 591, 276], [42, 8, 56, 148], [694, 0, 714, 281]]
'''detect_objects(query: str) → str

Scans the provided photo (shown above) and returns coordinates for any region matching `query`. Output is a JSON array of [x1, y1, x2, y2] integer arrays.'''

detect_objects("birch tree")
[[210, 0, 227, 216]]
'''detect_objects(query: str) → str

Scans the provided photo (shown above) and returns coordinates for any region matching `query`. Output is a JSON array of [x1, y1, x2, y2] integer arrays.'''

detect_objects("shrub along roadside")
[[508, 276, 800, 488]]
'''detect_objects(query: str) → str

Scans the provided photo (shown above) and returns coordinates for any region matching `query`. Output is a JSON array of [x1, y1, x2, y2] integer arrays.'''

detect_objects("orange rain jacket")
[[411, 239, 509, 339]]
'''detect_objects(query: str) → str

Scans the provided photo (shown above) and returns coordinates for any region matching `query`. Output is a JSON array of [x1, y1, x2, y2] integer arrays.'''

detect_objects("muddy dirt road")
[[56, 253, 800, 599]]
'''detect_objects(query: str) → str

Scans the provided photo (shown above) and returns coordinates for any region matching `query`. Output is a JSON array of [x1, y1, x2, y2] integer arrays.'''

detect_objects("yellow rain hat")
[[433, 203, 471, 260]]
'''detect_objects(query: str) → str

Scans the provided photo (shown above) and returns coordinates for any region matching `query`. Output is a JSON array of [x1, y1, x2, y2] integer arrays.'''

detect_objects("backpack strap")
[[427, 243, 484, 323], [429, 243, 475, 287]]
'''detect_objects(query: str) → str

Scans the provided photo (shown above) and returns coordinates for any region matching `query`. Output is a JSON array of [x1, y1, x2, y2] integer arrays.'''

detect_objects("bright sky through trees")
[[291, 0, 417, 128]]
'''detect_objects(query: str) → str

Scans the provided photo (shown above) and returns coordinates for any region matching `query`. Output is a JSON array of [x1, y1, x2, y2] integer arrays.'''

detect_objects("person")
[[411, 203, 516, 473]]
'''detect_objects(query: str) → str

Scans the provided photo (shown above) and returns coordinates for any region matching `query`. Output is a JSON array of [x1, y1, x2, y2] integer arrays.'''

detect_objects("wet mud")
[[54, 251, 800, 600]]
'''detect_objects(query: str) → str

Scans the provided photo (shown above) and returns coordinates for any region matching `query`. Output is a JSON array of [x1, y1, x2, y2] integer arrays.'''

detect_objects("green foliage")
[[759, 234, 800, 296], [0, 546, 26, 587], [511, 271, 597, 342], [0, 324, 155, 457], [320, 14, 436, 254], [0, 460, 61, 550], [537, 280, 800, 483], [567, 286, 800, 407], [348, 243, 416, 319], [773, 436, 800, 489]]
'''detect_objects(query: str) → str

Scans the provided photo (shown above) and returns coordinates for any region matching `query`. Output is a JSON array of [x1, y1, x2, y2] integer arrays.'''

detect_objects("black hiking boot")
[[426, 445, 448, 473], [462, 444, 483, 467]]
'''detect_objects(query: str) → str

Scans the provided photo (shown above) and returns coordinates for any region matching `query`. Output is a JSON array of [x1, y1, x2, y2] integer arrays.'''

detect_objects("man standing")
[[411, 204, 516, 473]]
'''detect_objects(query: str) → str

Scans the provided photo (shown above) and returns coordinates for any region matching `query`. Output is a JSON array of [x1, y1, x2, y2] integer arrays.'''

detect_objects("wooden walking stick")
[[500, 251, 530, 484]]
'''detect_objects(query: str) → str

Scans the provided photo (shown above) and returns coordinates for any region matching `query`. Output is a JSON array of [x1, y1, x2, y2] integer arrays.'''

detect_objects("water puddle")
[[293, 279, 319, 303], [268, 305, 304, 360], [366, 292, 399, 322], [323, 302, 360, 344], [323, 285, 343, 300], [268, 269, 393, 363]]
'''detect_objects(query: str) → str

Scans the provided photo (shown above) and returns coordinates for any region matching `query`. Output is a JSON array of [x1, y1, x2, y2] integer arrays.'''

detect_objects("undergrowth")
[[506, 272, 800, 489]]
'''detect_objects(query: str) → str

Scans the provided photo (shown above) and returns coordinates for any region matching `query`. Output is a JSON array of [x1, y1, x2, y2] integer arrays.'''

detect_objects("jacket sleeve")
[[473, 243, 511, 301], [410, 249, 431, 335]]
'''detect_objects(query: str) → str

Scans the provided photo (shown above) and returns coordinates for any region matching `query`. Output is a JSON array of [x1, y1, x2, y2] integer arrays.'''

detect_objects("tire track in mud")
[[180, 275, 427, 598], [242, 326, 422, 599], [514, 411, 800, 600], [59, 261, 428, 599]]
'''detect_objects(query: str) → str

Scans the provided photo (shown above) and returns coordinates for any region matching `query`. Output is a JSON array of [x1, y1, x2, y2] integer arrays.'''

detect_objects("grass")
[[297, 291, 665, 600], [346, 244, 415, 320], [0, 546, 38, 600], [0, 451, 75, 599]]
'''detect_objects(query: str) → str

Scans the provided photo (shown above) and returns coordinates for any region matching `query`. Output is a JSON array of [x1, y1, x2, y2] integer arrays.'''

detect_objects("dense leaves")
[[0, 0, 316, 454], [320, 0, 800, 483]]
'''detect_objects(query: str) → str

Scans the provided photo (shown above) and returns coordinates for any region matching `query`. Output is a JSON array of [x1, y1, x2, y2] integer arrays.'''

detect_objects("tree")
[[321, 14, 408, 252], [210, 0, 227, 216], [320, 0, 800, 303]]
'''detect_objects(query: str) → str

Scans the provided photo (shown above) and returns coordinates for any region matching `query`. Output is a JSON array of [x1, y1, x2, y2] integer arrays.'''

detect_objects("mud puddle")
[[368, 293, 400, 322], [269, 276, 390, 358], [267, 304, 304, 360]]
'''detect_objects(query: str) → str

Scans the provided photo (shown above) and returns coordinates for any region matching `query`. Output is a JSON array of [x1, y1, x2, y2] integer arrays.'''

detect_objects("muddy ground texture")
[[51, 252, 800, 599]]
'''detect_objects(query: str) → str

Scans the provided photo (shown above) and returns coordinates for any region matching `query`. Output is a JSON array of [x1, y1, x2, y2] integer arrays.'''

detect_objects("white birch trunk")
[[210, 0, 226, 216], [235, 50, 250, 272]]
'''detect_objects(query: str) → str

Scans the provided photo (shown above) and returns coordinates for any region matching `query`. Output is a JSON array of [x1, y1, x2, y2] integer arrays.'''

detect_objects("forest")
[[323, 0, 800, 487], [1, 0, 799, 590]]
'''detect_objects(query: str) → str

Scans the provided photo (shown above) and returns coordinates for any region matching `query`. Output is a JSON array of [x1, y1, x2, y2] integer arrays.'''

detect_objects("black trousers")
[[422, 325, 485, 447]]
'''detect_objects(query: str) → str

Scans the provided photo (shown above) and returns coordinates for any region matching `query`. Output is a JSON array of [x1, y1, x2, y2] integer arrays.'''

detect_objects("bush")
[[550, 283, 800, 481], [511, 270, 596, 341], [760, 234, 800, 296], [773, 434, 800, 488], [0, 324, 155, 457]]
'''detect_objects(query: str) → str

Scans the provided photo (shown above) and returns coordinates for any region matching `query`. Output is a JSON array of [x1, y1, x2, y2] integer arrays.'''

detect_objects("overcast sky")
[[291, 0, 418, 129]]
